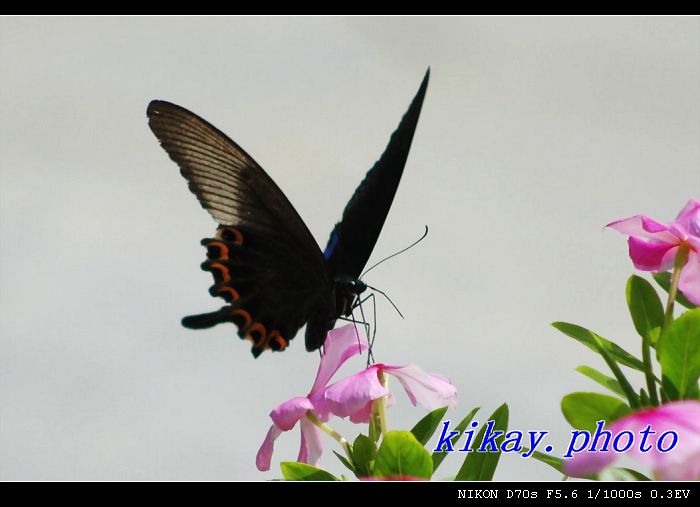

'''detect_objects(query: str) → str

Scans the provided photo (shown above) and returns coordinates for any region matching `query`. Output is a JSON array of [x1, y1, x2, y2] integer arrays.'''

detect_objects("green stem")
[[663, 246, 689, 329], [368, 406, 379, 444], [377, 372, 389, 438], [641, 331, 659, 406], [305, 412, 351, 461]]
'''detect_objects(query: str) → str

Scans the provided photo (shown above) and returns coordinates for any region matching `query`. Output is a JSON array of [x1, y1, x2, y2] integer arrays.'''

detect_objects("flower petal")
[[609, 401, 700, 481], [687, 235, 700, 253], [348, 391, 397, 423], [564, 449, 617, 478], [256, 424, 283, 471], [679, 250, 700, 306], [383, 364, 458, 410], [565, 401, 700, 480], [628, 237, 677, 272], [348, 400, 374, 424], [673, 199, 700, 238], [297, 416, 324, 467], [310, 324, 368, 395], [607, 215, 676, 242], [307, 389, 333, 423], [324, 365, 389, 418], [270, 396, 314, 431]]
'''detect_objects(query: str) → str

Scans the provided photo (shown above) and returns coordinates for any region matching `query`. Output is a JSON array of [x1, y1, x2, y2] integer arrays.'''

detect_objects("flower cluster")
[[256, 324, 457, 471], [553, 198, 700, 481]]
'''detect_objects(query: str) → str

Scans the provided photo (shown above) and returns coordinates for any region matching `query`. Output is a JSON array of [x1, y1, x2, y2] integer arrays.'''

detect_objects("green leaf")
[[280, 462, 339, 481], [552, 322, 644, 371], [598, 467, 651, 481], [639, 388, 651, 407], [520, 448, 565, 474], [333, 451, 355, 474], [590, 334, 640, 408], [653, 272, 698, 309], [561, 392, 630, 432], [411, 406, 448, 445], [619, 468, 652, 481], [374, 431, 432, 479], [658, 308, 700, 400], [660, 387, 671, 403], [351, 435, 376, 478], [626, 275, 664, 346], [650, 328, 662, 359], [575, 365, 625, 398], [455, 403, 509, 481], [432, 407, 480, 473]]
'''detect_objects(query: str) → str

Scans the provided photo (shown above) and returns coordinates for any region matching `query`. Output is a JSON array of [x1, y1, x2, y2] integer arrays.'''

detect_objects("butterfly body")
[[148, 70, 429, 357]]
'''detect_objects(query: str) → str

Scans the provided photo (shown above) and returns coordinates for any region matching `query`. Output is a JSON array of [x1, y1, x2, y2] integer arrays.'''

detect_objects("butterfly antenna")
[[366, 285, 404, 319], [360, 226, 428, 280]]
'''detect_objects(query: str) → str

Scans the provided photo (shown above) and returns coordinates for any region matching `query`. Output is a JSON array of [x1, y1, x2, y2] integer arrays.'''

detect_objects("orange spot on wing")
[[216, 227, 244, 245], [206, 241, 229, 261], [268, 330, 287, 351], [232, 309, 252, 330], [210, 263, 230, 282], [247, 323, 267, 346], [217, 286, 239, 302]]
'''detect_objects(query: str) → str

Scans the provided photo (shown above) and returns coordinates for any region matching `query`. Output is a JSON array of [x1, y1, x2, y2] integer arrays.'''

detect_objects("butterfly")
[[147, 69, 429, 357]]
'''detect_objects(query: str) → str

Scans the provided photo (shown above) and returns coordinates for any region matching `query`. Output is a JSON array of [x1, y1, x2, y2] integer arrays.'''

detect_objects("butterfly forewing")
[[324, 69, 429, 279]]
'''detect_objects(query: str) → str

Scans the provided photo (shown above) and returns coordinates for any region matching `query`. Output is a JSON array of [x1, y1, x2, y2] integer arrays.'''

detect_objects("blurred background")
[[0, 16, 698, 480]]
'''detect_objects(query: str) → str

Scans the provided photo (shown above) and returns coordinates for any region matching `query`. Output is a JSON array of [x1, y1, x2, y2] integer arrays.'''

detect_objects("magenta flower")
[[607, 199, 700, 305], [565, 400, 700, 480], [324, 364, 458, 423], [256, 324, 368, 471]]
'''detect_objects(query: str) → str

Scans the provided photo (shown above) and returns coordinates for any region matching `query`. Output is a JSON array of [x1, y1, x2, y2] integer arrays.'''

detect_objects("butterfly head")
[[334, 276, 367, 295], [333, 276, 367, 317]]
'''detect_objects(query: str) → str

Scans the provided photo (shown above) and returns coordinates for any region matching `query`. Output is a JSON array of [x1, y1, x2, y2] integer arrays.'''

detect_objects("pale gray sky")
[[1, 16, 698, 480]]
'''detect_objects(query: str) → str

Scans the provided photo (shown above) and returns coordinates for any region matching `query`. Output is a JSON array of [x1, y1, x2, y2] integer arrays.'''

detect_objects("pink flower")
[[607, 199, 700, 305], [565, 400, 700, 480], [256, 324, 459, 472], [256, 324, 368, 471], [324, 364, 458, 423]]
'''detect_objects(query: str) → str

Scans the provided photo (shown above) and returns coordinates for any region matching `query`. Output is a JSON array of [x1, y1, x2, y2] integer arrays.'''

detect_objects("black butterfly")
[[147, 69, 429, 357]]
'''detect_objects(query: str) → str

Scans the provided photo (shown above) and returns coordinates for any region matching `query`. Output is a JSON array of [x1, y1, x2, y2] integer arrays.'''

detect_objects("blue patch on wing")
[[324, 229, 340, 260]]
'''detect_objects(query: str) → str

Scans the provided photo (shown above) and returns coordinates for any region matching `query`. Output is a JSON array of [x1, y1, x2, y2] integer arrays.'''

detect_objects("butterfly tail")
[[182, 309, 231, 329]]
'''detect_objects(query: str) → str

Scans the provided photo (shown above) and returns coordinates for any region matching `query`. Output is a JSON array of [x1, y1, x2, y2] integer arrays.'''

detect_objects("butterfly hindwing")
[[147, 101, 330, 356]]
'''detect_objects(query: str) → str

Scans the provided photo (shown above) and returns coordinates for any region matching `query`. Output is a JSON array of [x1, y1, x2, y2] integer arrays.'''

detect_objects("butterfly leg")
[[337, 314, 371, 337], [352, 293, 377, 365], [337, 312, 372, 362]]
